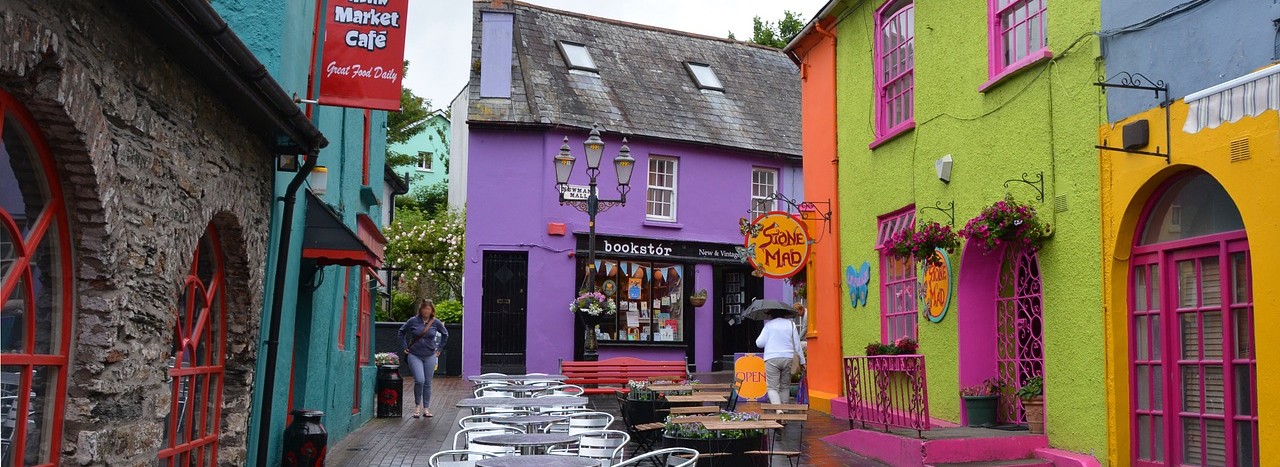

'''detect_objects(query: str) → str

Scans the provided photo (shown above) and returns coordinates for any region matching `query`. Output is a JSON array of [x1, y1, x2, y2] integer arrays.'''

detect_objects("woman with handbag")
[[755, 309, 806, 407], [398, 299, 449, 418]]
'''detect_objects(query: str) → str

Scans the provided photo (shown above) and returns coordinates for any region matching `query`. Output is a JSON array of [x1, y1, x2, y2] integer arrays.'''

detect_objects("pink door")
[[995, 246, 1044, 425], [1129, 173, 1257, 466]]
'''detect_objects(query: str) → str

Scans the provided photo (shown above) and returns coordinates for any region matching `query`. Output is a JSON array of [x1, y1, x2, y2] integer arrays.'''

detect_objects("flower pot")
[[962, 395, 999, 427], [375, 365, 403, 418], [282, 410, 327, 467], [1022, 396, 1045, 434], [663, 432, 767, 467], [689, 295, 707, 307]]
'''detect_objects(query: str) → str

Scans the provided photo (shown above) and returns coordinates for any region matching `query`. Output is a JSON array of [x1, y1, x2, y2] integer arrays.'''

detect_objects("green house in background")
[[804, 0, 1109, 464], [388, 110, 451, 196]]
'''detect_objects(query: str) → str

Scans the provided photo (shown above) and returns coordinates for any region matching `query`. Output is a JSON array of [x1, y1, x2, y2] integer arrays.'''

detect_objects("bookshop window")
[[582, 259, 685, 343]]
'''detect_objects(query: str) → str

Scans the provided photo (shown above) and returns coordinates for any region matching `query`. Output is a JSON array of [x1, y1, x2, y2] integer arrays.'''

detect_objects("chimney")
[[489, 0, 509, 8], [479, 8, 514, 98]]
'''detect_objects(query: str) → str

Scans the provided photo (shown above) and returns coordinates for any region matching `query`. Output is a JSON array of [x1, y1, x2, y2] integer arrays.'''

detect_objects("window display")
[[581, 259, 685, 343]]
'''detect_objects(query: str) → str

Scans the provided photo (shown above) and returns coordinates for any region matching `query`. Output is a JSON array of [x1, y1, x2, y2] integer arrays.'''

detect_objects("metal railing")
[[843, 355, 930, 437]]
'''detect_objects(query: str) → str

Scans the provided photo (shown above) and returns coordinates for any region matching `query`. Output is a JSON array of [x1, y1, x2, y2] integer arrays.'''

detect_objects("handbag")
[[788, 327, 805, 377]]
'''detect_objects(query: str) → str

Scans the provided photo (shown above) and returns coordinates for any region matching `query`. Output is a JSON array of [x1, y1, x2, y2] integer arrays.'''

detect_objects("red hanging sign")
[[318, 0, 409, 111]]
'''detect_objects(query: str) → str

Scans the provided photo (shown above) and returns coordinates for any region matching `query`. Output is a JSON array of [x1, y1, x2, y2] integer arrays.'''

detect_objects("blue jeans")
[[405, 353, 438, 407]]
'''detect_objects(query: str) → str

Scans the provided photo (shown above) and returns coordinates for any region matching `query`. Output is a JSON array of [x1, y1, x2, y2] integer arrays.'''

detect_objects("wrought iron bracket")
[[752, 192, 834, 233], [917, 201, 955, 227], [1003, 171, 1045, 202], [558, 194, 625, 214], [1094, 72, 1172, 164]]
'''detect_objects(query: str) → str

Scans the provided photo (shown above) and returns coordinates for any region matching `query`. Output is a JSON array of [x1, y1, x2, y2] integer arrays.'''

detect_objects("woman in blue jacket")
[[399, 299, 448, 417]]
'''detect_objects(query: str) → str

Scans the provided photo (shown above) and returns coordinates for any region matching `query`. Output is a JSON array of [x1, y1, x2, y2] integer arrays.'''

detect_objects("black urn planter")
[[663, 433, 767, 467], [376, 365, 403, 418], [282, 410, 327, 467], [623, 398, 670, 426]]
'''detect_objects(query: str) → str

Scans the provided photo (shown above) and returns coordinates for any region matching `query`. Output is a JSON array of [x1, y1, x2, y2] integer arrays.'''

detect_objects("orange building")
[[783, 4, 845, 415]]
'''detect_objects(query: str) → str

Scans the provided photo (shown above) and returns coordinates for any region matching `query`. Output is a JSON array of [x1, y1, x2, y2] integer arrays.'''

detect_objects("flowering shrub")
[[374, 352, 400, 367], [627, 380, 660, 400], [664, 411, 763, 439], [864, 342, 893, 356], [865, 336, 918, 356], [570, 291, 617, 317], [386, 208, 465, 298], [959, 196, 1049, 252], [960, 378, 1005, 397], [882, 221, 960, 266]]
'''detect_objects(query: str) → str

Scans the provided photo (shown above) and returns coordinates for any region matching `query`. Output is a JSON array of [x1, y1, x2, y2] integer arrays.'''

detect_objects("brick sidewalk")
[[328, 373, 884, 466]]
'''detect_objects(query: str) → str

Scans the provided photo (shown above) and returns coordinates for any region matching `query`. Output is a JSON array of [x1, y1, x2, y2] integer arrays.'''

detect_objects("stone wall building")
[[1, 0, 324, 465]]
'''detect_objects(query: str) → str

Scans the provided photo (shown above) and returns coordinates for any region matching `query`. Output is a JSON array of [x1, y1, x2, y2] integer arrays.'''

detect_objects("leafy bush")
[[436, 299, 463, 324], [375, 291, 416, 322]]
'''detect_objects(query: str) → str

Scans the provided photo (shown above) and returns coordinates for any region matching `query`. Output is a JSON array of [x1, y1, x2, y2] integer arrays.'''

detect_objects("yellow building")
[[1100, 64, 1278, 465]]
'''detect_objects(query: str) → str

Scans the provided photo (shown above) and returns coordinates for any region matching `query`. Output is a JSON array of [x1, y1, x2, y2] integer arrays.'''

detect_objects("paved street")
[[328, 374, 884, 466]]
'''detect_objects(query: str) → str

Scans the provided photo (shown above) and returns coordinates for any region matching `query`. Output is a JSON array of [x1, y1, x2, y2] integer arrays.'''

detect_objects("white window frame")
[[557, 40, 598, 73], [685, 62, 724, 91], [646, 156, 678, 221], [416, 151, 433, 172], [751, 168, 778, 218]]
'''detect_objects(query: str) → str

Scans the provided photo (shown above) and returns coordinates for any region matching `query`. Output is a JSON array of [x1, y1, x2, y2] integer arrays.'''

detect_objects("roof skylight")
[[686, 62, 723, 91], [558, 41, 598, 72]]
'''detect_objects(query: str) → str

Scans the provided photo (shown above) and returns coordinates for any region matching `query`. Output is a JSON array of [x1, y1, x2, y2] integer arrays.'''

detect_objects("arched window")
[[1130, 172, 1255, 466], [1, 90, 74, 467], [159, 226, 226, 466]]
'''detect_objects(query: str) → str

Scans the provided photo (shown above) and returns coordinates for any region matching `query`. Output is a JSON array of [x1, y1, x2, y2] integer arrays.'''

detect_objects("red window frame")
[[876, 206, 917, 343], [986, 0, 1050, 85], [353, 269, 374, 413], [159, 225, 227, 466], [872, 0, 916, 147], [0, 89, 74, 467]]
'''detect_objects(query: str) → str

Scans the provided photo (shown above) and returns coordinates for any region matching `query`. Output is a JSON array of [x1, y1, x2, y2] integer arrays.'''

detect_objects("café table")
[[481, 384, 549, 397], [474, 454, 601, 467], [470, 433, 580, 455], [691, 383, 732, 390], [456, 396, 588, 410], [664, 394, 727, 404], [647, 384, 692, 392], [469, 374, 567, 384], [667, 415, 722, 424], [489, 414, 569, 433], [700, 420, 785, 467]]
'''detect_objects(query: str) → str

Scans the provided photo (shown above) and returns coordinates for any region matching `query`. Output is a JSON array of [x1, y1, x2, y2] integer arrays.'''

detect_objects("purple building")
[[458, 0, 801, 376]]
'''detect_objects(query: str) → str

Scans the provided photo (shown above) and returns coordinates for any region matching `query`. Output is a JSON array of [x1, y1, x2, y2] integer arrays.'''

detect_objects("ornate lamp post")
[[554, 124, 635, 361]]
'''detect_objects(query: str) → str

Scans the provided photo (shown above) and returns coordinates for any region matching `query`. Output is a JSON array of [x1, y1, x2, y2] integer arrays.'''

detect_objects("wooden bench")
[[559, 357, 688, 395]]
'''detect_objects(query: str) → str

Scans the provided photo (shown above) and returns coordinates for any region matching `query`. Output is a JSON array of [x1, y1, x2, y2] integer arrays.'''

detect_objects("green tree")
[[394, 181, 448, 218], [386, 60, 432, 168], [743, 11, 806, 48]]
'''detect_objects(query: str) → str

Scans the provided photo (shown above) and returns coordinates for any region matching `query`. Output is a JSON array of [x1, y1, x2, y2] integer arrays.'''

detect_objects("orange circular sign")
[[734, 354, 768, 400], [745, 212, 811, 279]]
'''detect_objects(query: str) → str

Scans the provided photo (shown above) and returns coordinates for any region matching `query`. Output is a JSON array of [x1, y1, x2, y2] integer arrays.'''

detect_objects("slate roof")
[[467, 1, 801, 158]]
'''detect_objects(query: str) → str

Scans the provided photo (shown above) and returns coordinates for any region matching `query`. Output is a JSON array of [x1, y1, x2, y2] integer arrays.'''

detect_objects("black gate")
[[481, 251, 528, 374], [712, 266, 765, 371]]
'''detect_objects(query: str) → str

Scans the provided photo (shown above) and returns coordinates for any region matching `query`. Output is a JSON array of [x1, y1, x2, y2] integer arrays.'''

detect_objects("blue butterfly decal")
[[734, 244, 756, 262], [846, 262, 871, 308]]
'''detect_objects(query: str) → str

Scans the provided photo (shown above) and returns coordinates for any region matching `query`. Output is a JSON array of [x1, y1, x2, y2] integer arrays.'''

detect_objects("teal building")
[[388, 110, 451, 195]]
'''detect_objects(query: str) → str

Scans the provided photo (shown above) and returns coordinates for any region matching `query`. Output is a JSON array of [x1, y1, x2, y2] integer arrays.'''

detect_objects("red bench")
[[559, 357, 689, 394]]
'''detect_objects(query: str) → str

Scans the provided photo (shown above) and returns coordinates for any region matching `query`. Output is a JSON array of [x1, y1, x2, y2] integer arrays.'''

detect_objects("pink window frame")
[[876, 206, 917, 343], [1127, 175, 1256, 466], [871, 0, 916, 148], [0, 90, 74, 467], [982, 0, 1052, 91]]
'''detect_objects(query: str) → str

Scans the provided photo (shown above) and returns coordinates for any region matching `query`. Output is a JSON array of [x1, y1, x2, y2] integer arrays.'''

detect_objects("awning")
[[1183, 63, 1280, 133], [301, 191, 386, 268]]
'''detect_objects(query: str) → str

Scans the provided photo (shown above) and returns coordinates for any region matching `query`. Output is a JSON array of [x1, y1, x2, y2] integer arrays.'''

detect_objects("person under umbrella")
[[746, 299, 805, 406]]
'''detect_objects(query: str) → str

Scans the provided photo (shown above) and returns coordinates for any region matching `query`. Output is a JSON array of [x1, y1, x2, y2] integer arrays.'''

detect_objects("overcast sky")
[[402, 0, 830, 110]]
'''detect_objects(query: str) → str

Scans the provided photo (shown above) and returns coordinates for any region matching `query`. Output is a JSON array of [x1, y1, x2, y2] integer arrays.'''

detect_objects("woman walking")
[[755, 308, 805, 406], [399, 299, 449, 418]]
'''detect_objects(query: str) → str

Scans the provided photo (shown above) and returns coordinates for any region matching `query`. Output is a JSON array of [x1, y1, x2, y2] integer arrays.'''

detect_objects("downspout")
[[256, 151, 319, 467]]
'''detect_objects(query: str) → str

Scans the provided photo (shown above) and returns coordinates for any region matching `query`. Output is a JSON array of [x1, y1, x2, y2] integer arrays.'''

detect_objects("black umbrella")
[[742, 299, 798, 321]]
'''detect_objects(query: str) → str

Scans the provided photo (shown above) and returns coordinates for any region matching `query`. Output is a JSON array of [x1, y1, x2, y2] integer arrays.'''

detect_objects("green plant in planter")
[[1015, 376, 1043, 400], [959, 195, 1051, 252], [960, 378, 1005, 428], [664, 411, 763, 439], [627, 380, 659, 401]]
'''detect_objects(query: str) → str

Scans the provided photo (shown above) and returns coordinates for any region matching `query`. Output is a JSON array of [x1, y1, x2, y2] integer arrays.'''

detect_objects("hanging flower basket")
[[570, 291, 617, 318], [688, 289, 708, 308], [881, 221, 960, 266], [959, 195, 1050, 253]]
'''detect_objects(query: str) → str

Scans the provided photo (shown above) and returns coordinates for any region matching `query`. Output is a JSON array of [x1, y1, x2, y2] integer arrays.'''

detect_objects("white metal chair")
[[533, 392, 587, 413], [549, 429, 629, 466], [613, 447, 700, 467], [452, 425, 524, 457], [427, 449, 498, 467], [474, 382, 515, 398], [470, 395, 522, 416], [470, 373, 508, 390], [534, 384, 585, 397], [458, 413, 530, 430], [545, 411, 613, 435]]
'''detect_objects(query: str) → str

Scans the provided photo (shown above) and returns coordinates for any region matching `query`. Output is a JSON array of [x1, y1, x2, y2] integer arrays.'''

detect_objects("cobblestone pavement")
[[328, 374, 885, 466]]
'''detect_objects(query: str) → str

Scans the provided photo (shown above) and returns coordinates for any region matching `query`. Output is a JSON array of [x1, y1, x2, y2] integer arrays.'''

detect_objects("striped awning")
[[1183, 63, 1280, 133]]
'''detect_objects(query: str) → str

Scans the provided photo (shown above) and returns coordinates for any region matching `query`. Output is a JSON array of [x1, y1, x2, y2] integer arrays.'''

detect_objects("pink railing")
[[843, 355, 930, 436]]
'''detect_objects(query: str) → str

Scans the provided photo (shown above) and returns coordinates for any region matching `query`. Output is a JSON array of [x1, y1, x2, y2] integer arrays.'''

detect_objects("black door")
[[712, 266, 765, 371], [481, 251, 528, 374]]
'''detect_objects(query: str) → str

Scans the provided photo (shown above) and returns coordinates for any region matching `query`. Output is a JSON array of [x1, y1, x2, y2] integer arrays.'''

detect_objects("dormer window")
[[558, 41, 598, 72], [685, 62, 723, 91]]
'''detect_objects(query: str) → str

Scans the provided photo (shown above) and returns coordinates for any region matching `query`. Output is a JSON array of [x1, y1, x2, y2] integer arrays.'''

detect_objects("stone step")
[[928, 459, 1054, 467]]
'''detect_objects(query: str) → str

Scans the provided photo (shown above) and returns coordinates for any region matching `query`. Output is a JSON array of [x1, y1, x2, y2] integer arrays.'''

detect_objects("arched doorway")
[[1, 89, 75, 466], [159, 225, 227, 466], [1129, 172, 1255, 466], [995, 246, 1044, 425]]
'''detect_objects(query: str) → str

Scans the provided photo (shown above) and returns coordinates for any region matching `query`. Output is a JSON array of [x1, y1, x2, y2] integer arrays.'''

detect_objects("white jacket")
[[755, 317, 805, 363]]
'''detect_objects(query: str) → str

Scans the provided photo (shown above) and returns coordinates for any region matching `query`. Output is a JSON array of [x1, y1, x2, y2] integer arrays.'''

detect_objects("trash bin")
[[375, 365, 403, 418], [282, 410, 327, 466]]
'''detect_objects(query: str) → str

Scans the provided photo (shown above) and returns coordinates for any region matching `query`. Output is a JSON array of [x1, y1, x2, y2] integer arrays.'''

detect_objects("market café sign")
[[919, 248, 952, 323], [319, 0, 409, 111], [744, 212, 811, 279]]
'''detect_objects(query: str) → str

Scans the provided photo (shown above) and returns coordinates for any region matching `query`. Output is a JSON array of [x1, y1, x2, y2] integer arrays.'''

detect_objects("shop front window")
[[1, 90, 74, 467], [581, 259, 685, 343]]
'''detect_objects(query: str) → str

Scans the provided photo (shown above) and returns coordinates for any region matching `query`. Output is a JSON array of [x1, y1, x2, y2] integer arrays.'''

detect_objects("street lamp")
[[554, 123, 634, 361]]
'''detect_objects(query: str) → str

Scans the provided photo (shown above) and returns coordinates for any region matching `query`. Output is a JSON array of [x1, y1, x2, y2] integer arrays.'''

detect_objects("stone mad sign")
[[320, 0, 409, 111], [744, 211, 811, 279]]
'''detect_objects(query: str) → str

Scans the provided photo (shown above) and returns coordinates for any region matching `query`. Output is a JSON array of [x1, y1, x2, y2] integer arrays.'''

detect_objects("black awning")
[[302, 191, 380, 267]]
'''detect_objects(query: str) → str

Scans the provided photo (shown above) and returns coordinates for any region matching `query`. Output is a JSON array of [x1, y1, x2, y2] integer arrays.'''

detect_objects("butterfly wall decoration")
[[738, 217, 763, 237], [846, 261, 871, 308]]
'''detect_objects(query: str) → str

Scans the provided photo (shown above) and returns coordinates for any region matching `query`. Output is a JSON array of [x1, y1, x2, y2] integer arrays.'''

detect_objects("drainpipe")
[[256, 151, 319, 467]]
